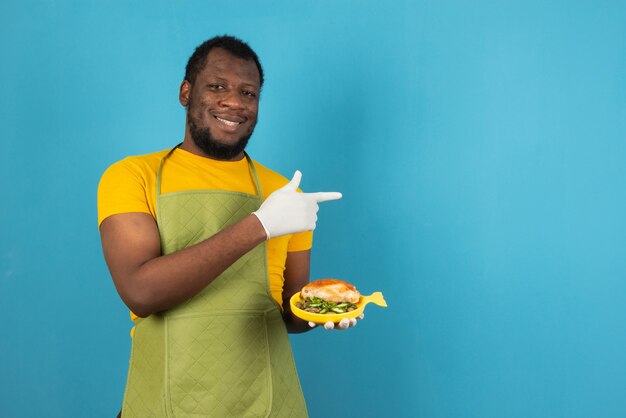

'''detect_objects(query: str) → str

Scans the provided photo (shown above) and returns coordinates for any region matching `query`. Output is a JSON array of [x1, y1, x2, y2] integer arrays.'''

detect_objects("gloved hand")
[[308, 314, 365, 330], [253, 170, 342, 239]]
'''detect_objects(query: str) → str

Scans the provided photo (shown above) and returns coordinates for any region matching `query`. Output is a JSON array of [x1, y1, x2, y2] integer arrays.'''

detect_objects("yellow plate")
[[290, 291, 387, 323]]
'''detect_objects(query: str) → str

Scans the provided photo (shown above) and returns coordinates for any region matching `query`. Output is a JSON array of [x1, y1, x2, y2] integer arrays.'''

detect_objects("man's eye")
[[243, 90, 257, 98], [208, 84, 224, 90]]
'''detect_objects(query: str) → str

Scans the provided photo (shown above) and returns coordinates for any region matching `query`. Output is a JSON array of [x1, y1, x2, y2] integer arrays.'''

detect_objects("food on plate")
[[300, 279, 361, 303], [295, 279, 361, 314]]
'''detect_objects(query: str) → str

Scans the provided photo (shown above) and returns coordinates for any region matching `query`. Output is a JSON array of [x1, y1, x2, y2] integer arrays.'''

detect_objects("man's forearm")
[[115, 215, 267, 317], [282, 311, 314, 333]]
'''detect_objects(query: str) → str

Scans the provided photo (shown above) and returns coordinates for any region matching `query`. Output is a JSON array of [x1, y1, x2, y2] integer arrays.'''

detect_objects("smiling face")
[[179, 47, 261, 160]]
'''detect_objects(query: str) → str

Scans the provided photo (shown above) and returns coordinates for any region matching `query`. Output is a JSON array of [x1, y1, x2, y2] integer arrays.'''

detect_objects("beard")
[[187, 107, 253, 161]]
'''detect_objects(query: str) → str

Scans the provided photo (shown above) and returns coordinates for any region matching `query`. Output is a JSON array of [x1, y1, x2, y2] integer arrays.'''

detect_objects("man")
[[98, 35, 353, 418]]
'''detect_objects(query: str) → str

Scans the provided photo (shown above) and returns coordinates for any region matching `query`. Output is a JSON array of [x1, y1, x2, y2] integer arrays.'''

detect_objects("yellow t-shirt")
[[97, 147, 313, 318]]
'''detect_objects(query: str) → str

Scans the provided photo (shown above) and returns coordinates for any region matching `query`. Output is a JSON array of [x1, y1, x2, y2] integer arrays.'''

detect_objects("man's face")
[[184, 48, 261, 160]]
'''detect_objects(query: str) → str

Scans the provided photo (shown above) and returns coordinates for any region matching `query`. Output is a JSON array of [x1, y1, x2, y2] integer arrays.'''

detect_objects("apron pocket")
[[165, 311, 272, 418]]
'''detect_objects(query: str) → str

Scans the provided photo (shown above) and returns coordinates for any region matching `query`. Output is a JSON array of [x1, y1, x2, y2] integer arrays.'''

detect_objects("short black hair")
[[184, 35, 264, 88]]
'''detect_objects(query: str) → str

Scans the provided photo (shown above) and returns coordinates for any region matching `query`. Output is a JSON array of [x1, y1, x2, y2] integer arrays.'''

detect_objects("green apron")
[[121, 146, 308, 418]]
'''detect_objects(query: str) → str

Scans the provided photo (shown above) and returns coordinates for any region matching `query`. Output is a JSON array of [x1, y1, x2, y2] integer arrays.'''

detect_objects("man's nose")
[[218, 90, 244, 109]]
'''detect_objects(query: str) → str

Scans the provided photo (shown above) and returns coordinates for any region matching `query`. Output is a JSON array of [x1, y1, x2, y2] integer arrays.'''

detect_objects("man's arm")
[[100, 212, 267, 317], [281, 249, 314, 333], [100, 170, 341, 318]]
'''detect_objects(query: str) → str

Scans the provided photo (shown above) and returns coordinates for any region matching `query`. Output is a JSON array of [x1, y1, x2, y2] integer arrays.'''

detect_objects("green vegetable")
[[298, 297, 359, 315]]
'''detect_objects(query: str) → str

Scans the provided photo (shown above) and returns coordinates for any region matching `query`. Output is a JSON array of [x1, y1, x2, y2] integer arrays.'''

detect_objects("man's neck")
[[179, 137, 245, 162]]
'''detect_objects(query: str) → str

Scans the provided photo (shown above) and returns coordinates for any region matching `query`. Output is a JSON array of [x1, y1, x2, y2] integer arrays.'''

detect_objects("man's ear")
[[179, 80, 191, 107]]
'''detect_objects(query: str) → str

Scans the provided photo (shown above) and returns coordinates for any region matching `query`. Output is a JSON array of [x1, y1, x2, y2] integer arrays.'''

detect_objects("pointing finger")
[[307, 192, 343, 202], [286, 170, 302, 190]]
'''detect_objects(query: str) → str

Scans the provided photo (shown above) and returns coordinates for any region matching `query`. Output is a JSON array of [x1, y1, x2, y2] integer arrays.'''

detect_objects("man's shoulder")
[[250, 158, 290, 192], [105, 149, 170, 174]]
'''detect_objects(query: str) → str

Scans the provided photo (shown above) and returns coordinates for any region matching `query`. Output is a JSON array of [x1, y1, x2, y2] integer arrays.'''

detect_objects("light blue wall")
[[1, 1, 625, 417]]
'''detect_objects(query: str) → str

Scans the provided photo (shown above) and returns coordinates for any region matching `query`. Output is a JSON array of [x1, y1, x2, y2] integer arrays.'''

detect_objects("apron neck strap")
[[155, 144, 180, 197], [244, 151, 263, 198], [156, 144, 263, 197]]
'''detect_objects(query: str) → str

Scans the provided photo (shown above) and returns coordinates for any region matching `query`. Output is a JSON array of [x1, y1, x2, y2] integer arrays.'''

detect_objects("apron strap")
[[155, 144, 180, 198], [244, 151, 264, 198], [156, 144, 264, 198]]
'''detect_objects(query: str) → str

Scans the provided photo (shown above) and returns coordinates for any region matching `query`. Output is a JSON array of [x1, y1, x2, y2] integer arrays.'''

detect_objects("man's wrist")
[[248, 213, 270, 241]]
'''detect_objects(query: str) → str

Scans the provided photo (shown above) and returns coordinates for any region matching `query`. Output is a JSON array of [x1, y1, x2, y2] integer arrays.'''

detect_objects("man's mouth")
[[213, 114, 245, 128]]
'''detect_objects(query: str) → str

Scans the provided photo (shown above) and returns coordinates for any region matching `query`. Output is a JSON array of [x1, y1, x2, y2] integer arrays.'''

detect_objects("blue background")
[[1, 1, 625, 417]]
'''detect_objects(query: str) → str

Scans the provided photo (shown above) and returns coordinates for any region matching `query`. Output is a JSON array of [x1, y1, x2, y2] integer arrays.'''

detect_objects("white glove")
[[308, 314, 365, 330], [252, 170, 342, 239]]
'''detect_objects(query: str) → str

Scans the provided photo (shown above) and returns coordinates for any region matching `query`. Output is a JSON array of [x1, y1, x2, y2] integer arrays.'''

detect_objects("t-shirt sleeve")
[[97, 159, 151, 227], [287, 230, 313, 252], [284, 186, 314, 252]]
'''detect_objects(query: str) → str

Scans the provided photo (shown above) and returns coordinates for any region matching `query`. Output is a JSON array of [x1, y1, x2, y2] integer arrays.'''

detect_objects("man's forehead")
[[201, 48, 260, 85]]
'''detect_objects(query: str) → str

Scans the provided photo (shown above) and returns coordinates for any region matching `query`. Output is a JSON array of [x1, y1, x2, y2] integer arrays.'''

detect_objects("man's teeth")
[[216, 117, 240, 127]]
